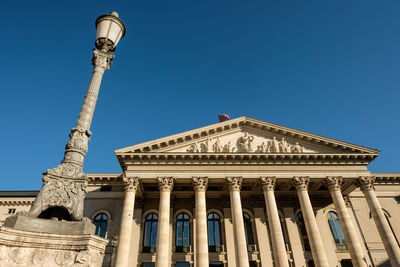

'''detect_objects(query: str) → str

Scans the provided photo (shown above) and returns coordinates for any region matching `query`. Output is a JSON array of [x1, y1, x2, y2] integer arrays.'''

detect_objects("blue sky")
[[1, 1, 400, 190]]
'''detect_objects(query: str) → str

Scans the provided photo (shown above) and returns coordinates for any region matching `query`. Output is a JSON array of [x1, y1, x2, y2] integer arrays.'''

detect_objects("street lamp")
[[96, 11, 126, 52], [25, 12, 126, 221]]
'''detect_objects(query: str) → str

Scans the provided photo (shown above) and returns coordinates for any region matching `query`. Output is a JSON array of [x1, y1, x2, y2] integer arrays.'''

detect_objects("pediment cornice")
[[115, 116, 379, 155]]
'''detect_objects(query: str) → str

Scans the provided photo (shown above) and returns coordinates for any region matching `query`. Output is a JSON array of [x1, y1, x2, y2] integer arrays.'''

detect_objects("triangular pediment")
[[115, 117, 379, 155]]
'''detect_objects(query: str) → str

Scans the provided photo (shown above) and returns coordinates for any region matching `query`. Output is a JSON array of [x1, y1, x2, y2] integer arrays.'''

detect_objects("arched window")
[[327, 211, 347, 251], [243, 212, 255, 251], [143, 213, 158, 252], [208, 212, 222, 252], [176, 213, 190, 252], [296, 212, 310, 251], [93, 213, 108, 238]]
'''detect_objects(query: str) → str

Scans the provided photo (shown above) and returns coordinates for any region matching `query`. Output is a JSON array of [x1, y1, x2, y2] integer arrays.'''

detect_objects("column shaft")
[[195, 190, 209, 267], [193, 178, 209, 267], [357, 177, 400, 266], [156, 177, 174, 267], [326, 177, 366, 267], [293, 177, 329, 267], [115, 177, 139, 267], [227, 177, 249, 267], [260, 177, 289, 267]]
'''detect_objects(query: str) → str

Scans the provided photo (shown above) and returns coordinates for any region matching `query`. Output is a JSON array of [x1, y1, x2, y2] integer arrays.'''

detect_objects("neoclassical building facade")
[[1, 117, 399, 267]]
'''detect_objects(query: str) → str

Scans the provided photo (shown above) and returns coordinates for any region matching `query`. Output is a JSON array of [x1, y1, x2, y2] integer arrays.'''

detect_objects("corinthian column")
[[355, 176, 400, 266], [193, 177, 209, 267], [292, 177, 329, 267], [115, 176, 139, 267], [260, 177, 289, 267], [155, 177, 175, 267], [325, 177, 366, 267], [226, 177, 249, 267]]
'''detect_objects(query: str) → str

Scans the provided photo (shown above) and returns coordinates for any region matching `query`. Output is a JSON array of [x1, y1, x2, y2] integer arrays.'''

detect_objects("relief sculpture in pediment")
[[187, 132, 306, 153]]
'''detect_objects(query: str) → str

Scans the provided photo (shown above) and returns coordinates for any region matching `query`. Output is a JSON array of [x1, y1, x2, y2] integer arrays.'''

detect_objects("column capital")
[[122, 175, 139, 192], [92, 48, 113, 70], [324, 176, 342, 191], [292, 176, 310, 191], [260, 176, 276, 191], [192, 177, 208, 191], [157, 177, 175, 192], [355, 176, 375, 192], [226, 177, 242, 191]]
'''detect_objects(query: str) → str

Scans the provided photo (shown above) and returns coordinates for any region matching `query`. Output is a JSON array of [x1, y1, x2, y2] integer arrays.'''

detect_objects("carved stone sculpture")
[[271, 136, 280, 152], [213, 138, 222, 152], [187, 142, 200, 153], [291, 142, 303, 153], [237, 133, 254, 152]]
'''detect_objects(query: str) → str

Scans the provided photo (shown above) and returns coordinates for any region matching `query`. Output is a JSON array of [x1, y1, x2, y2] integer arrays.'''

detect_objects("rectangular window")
[[142, 263, 155, 267], [174, 263, 190, 267], [209, 262, 223, 267]]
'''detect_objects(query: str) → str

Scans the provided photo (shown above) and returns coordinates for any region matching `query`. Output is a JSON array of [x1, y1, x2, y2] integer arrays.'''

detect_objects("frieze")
[[0, 245, 103, 266], [186, 132, 309, 153]]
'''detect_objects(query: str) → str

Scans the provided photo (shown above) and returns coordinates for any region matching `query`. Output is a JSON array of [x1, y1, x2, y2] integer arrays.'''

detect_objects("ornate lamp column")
[[155, 177, 175, 267], [26, 12, 126, 221], [226, 177, 249, 267], [115, 176, 139, 267], [292, 177, 329, 267], [193, 177, 209, 267], [260, 177, 289, 267], [325, 177, 366, 267], [355, 176, 400, 266]]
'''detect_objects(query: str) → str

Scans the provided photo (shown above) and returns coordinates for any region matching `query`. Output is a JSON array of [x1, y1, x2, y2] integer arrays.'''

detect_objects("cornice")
[[117, 153, 378, 170], [0, 200, 33, 206], [87, 173, 123, 184], [373, 173, 400, 184]]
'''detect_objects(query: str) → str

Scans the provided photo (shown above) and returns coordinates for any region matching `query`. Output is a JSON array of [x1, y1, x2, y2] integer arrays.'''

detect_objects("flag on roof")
[[218, 114, 231, 122]]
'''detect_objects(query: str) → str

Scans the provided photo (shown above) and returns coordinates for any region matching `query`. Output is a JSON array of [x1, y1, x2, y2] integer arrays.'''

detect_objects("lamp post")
[[26, 12, 126, 221]]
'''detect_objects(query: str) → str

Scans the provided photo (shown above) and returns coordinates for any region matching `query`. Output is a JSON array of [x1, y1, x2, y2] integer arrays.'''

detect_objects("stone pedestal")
[[4, 215, 95, 235], [0, 226, 108, 267]]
